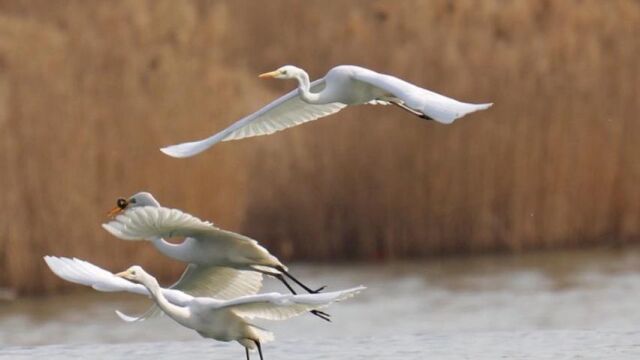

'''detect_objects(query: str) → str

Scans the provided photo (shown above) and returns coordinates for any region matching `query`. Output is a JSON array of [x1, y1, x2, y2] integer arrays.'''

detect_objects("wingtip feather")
[[160, 144, 193, 158], [160, 138, 216, 158], [115, 310, 143, 322]]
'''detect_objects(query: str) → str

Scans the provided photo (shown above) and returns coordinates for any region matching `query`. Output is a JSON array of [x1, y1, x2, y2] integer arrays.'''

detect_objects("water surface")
[[2, 248, 640, 358]]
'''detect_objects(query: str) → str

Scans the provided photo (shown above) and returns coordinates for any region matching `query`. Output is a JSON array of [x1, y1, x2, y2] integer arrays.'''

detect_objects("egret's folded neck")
[[296, 72, 322, 104]]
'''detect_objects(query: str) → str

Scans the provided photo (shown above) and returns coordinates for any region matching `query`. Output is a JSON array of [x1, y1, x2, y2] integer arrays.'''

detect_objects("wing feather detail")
[[225, 286, 365, 321]]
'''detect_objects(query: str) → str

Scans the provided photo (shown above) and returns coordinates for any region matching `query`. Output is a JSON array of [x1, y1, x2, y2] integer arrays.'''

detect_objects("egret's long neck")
[[140, 275, 190, 323], [151, 237, 194, 263], [296, 71, 322, 104]]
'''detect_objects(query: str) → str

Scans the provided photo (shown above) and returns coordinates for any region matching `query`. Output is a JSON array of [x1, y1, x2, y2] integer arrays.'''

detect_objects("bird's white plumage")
[[161, 65, 492, 157], [160, 79, 346, 158], [45, 257, 365, 355], [44, 256, 264, 321], [122, 264, 264, 322], [349, 67, 493, 124], [44, 256, 192, 304], [103, 206, 257, 246], [224, 287, 365, 321], [173, 264, 263, 300], [102, 206, 213, 240]]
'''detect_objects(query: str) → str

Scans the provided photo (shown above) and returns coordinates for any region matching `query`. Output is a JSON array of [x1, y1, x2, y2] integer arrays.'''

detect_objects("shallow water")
[[2, 248, 640, 358]]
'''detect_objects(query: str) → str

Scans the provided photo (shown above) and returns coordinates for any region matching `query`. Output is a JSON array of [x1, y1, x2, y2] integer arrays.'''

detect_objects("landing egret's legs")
[[255, 341, 264, 360], [276, 266, 326, 294]]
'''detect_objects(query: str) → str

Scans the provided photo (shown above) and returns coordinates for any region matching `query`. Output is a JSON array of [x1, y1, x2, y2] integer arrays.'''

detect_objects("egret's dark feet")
[[314, 310, 331, 318], [311, 310, 331, 322], [310, 285, 326, 294]]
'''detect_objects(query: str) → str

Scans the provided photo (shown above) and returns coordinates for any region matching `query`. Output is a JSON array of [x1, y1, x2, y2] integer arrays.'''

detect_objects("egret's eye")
[[281, 70, 288, 75], [130, 198, 137, 204], [116, 198, 128, 209], [131, 270, 136, 276]]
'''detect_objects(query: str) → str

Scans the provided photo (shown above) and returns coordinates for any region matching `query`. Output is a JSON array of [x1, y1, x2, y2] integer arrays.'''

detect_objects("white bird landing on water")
[[103, 192, 331, 322], [44, 257, 364, 360], [161, 64, 493, 158]]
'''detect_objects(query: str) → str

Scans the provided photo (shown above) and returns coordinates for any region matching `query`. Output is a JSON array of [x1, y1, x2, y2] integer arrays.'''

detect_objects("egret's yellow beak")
[[258, 70, 279, 79], [115, 271, 128, 278], [107, 206, 124, 218]]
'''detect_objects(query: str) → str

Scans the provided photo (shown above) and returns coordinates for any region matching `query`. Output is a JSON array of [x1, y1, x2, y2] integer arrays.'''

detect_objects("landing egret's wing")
[[121, 265, 264, 322], [351, 67, 492, 124], [160, 79, 347, 158], [43, 256, 193, 304], [213, 286, 365, 321], [173, 264, 263, 299]]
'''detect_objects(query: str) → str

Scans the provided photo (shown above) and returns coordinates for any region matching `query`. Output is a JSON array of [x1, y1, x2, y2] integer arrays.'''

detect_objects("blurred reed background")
[[0, 0, 638, 294]]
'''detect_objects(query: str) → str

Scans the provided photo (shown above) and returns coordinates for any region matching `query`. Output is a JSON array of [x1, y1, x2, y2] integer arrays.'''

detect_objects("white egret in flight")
[[103, 192, 330, 321], [44, 257, 364, 360], [161, 65, 493, 158]]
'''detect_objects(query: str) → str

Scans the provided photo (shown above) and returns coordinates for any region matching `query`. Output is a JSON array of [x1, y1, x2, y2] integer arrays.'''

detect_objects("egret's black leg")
[[275, 274, 297, 295], [246, 346, 250, 360], [391, 101, 433, 120], [275, 266, 326, 294], [254, 341, 264, 360]]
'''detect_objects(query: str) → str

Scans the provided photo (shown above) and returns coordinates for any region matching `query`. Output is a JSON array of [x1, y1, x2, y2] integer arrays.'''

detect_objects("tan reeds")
[[0, 0, 638, 293]]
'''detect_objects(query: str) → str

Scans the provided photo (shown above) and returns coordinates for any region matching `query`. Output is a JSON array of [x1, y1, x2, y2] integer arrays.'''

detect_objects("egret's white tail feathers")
[[250, 325, 275, 344], [423, 101, 493, 124], [350, 66, 492, 124]]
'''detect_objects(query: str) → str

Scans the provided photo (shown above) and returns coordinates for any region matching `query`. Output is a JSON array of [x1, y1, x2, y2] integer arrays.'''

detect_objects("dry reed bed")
[[0, 0, 638, 293]]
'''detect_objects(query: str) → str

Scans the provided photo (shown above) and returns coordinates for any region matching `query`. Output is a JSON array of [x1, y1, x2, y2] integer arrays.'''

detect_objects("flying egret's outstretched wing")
[[210, 286, 365, 321], [160, 79, 347, 158], [43, 256, 193, 304], [116, 264, 264, 322], [350, 67, 492, 124]]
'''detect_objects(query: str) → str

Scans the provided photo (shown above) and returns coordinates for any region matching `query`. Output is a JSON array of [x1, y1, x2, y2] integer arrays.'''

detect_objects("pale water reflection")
[[2, 248, 640, 358]]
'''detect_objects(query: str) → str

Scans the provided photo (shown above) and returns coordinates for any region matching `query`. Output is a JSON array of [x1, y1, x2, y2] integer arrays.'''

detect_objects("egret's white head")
[[115, 265, 149, 283], [259, 65, 303, 80], [107, 191, 160, 218]]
